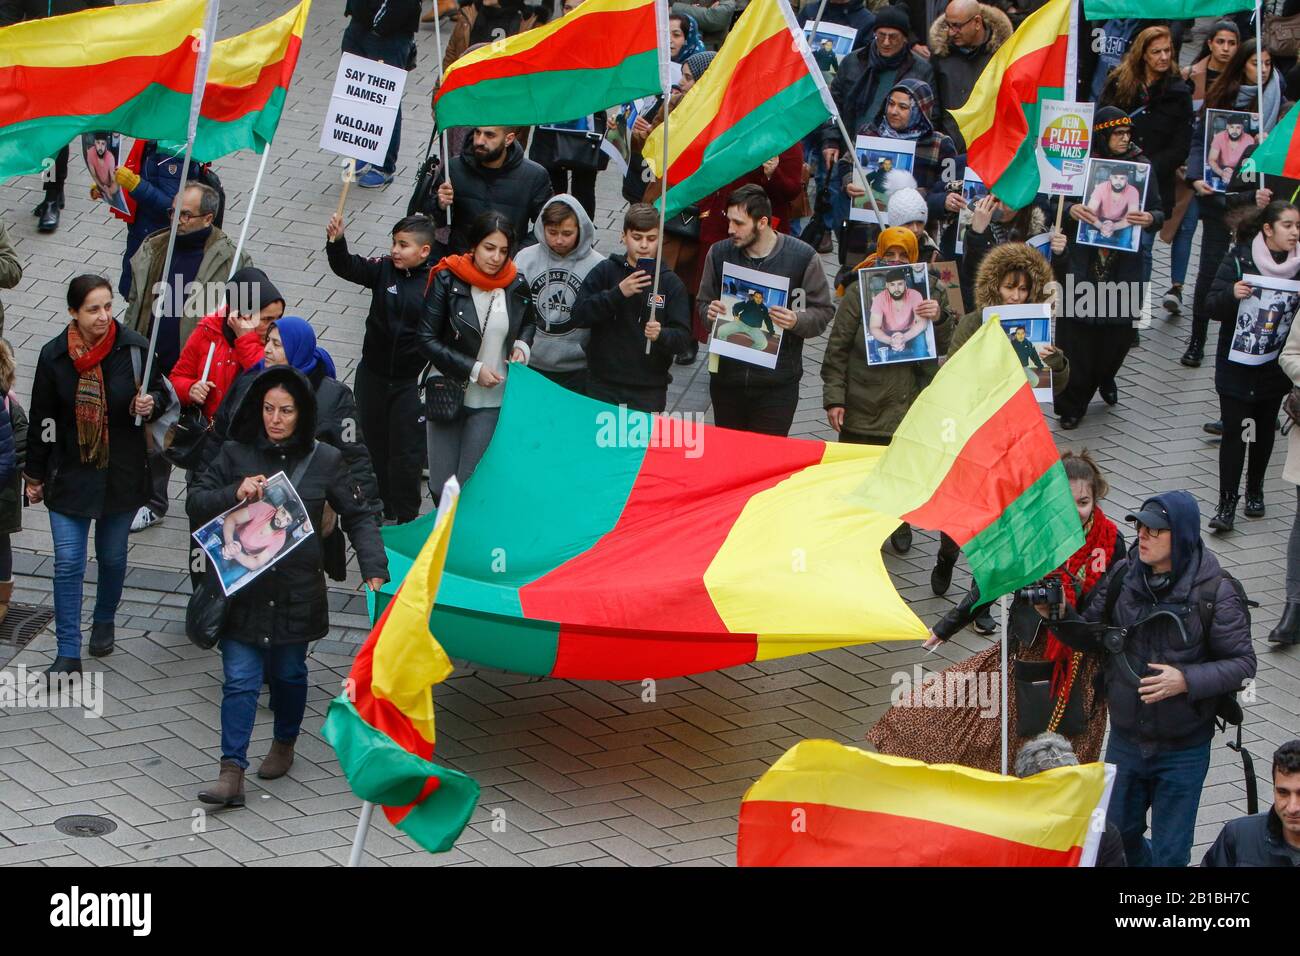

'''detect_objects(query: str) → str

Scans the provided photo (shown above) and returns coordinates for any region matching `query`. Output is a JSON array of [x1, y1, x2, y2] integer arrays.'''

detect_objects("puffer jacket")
[[1059, 491, 1257, 754], [187, 367, 387, 648], [169, 310, 266, 418], [926, 3, 1014, 151], [418, 268, 540, 382], [429, 142, 553, 254], [821, 261, 955, 440], [1205, 239, 1300, 404]]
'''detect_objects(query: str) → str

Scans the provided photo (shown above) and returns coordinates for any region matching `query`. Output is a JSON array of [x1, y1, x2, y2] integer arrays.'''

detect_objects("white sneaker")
[[130, 506, 160, 533]]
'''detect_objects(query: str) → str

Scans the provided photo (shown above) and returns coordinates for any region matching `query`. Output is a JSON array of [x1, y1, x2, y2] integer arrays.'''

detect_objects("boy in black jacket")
[[325, 212, 434, 524], [561, 204, 690, 412]]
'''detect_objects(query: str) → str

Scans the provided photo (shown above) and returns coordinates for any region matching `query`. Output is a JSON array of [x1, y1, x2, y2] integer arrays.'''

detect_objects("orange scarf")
[[428, 253, 517, 292]]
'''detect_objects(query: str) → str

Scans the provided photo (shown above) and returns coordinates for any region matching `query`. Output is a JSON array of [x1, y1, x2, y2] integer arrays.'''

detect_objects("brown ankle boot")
[[0, 579, 14, 629], [198, 760, 245, 806], [257, 739, 296, 780]]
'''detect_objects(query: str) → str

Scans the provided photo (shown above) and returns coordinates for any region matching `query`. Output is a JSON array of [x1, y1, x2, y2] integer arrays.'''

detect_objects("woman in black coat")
[[1204, 200, 1300, 533], [25, 274, 171, 676], [188, 365, 387, 807], [419, 211, 539, 500]]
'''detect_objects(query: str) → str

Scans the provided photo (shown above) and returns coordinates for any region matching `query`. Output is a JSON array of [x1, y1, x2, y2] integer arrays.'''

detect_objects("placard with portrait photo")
[[859, 262, 936, 366], [1076, 158, 1149, 253]]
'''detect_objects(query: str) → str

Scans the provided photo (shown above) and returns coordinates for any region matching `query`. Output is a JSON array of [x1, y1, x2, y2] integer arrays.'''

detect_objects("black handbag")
[[185, 570, 228, 650], [424, 374, 467, 423], [407, 131, 443, 218], [535, 127, 604, 173], [1013, 654, 1087, 738], [664, 204, 701, 241], [162, 406, 211, 469]]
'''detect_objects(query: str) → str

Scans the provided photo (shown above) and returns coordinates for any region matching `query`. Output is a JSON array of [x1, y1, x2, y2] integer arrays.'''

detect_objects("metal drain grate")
[[0, 604, 56, 650], [54, 815, 117, 838]]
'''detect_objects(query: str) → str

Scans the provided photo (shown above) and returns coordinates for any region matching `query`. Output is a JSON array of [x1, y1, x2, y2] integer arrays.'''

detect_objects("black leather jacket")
[[417, 269, 539, 382]]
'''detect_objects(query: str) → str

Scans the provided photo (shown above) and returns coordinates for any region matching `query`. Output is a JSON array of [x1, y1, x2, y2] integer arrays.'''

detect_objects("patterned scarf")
[[1042, 506, 1119, 696], [67, 319, 117, 469]]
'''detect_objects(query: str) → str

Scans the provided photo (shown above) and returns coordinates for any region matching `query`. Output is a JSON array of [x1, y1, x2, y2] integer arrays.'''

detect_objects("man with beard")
[[1208, 116, 1255, 191], [1084, 166, 1142, 251], [434, 126, 553, 255], [868, 268, 929, 362], [699, 184, 832, 436]]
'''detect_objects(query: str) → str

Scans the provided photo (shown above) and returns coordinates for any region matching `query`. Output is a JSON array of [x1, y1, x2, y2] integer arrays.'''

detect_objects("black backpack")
[[1100, 559, 1260, 812]]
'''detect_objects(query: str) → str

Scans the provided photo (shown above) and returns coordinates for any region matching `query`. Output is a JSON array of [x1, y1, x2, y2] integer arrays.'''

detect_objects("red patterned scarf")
[[67, 319, 117, 469], [1042, 506, 1119, 696]]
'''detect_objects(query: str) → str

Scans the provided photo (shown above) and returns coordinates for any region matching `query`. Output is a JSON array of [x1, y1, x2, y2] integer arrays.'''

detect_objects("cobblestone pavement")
[[0, 5, 1294, 866]]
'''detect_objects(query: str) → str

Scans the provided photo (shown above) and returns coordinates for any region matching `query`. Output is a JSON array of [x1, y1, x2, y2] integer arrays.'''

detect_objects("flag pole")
[[829, 110, 886, 225], [809, 0, 829, 39], [432, 0, 451, 228], [1000, 592, 1009, 775], [348, 800, 376, 866], [228, 144, 271, 282], [1255, 0, 1268, 191], [137, 0, 220, 424], [647, 0, 672, 356]]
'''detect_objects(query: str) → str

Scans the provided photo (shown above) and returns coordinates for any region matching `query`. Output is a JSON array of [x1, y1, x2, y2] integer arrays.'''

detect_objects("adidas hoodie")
[[513, 194, 604, 374]]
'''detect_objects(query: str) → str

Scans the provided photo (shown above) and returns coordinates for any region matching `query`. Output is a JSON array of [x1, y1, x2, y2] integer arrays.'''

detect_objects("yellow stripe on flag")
[[745, 740, 1109, 855], [705, 441, 927, 658], [441, 0, 653, 76], [206, 0, 310, 88], [370, 481, 460, 746], [950, 0, 1071, 150], [643, 0, 789, 177], [0, 0, 206, 69]]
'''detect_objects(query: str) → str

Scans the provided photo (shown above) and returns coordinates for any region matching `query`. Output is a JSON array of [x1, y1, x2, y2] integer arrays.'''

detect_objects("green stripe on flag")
[[1083, 0, 1252, 16], [321, 696, 479, 853], [963, 463, 1085, 600], [987, 89, 1061, 208], [660, 73, 830, 220], [435, 49, 662, 131], [1247, 99, 1300, 181]]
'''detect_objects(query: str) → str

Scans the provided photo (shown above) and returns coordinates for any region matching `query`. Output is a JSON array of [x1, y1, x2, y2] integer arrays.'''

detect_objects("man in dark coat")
[[0, 0, 115, 232], [432, 127, 553, 254], [1202, 740, 1300, 867], [925, 0, 1014, 152], [1038, 491, 1257, 867]]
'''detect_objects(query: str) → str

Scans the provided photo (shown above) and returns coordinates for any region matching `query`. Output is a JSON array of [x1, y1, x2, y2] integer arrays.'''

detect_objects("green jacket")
[[671, 0, 735, 48], [0, 220, 22, 338], [124, 226, 250, 347], [821, 266, 955, 441]]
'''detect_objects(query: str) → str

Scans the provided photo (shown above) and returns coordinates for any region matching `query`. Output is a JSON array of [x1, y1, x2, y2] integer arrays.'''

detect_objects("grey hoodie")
[[514, 194, 604, 374]]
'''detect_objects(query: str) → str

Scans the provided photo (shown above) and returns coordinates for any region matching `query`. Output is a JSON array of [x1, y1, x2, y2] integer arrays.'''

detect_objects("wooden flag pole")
[[336, 157, 357, 218], [1055, 192, 1065, 233]]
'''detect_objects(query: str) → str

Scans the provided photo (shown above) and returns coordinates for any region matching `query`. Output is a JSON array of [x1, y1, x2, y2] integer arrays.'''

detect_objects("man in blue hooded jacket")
[[1036, 490, 1256, 867]]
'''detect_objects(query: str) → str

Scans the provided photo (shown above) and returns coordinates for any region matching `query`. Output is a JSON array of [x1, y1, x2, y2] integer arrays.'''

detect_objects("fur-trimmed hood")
[[974, 241, 1054, 311], [927, 3, 1013, 59]]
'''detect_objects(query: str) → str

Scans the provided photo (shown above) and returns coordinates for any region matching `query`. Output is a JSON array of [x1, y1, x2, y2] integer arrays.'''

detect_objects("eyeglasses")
[[946, 14, 979, 32], [1136, 524, 1168, 538], [177, 209, 206, 221]]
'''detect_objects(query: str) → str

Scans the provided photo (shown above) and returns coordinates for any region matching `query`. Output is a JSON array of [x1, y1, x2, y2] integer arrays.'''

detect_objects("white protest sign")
[[319, 53, 408, 167], [1037, 101, 1093, 197]]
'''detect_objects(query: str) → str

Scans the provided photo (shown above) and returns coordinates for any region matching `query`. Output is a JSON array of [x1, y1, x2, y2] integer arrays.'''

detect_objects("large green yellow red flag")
[[738, 740, 1115, 866], [950, 0, 1073, 207], [171, 0, 311, 162], [372, 366, 927, 681], [434, 0, 666, 131], [0, 0, 207, 178], [322, 480, 479, 854], [643, 0, 836, 219], [853, 317, 1084, 602]]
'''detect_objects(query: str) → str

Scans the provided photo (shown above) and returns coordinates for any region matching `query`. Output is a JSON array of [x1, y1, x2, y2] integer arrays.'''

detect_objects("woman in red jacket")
[[169, 268, 284, 418]]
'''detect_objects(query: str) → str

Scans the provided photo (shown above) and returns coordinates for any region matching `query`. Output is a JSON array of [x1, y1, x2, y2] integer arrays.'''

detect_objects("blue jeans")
[[219, 639, 309, 769], [341, 25, 412, 176], [1170, 196, 1200, 287], [49, 509, 133, 659], [1105, 732, 1211, 867]]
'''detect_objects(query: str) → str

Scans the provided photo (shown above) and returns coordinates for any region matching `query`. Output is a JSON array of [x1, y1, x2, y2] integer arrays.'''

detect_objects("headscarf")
[[837, 227, 919, 296], [259, 316, 337, 378], [672, 12, 705, 64], [875, 85, 926, 140], [683, 50, 716, 82], [67, 318, 118, 468]]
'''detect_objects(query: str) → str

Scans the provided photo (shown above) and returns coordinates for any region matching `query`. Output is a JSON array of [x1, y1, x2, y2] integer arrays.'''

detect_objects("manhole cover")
[[54, 815, 117, 838], [0, 604, 56, 649]]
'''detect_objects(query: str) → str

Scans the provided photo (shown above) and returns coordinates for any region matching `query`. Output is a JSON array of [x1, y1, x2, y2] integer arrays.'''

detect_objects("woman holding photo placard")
[[1203, 201, 1300, 533]]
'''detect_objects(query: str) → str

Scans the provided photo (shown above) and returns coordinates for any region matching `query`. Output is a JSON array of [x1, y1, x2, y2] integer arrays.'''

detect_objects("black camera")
[[1016, 577, 1064, 619]]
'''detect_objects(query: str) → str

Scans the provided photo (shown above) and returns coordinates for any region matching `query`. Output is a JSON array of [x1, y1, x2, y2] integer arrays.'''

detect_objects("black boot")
[[1244, 487, 1265, 518], [88, 621, 115, 657], [37, 199, 60, 233], [674, 339, 699, 366], [1203, 419, 1223, 436], [1180, 334, 1205, 367], [931, 555, 955, 596], [889, 522, 912, 555], [1268, 603, 1300, 645], [45, 656, 82, 678], [1099, 381, 1118, 406], [1208, 491, 1238, 532]]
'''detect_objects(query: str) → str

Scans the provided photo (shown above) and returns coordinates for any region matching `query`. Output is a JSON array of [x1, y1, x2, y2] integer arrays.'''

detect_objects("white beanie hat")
[[884, 170, 927, 228]]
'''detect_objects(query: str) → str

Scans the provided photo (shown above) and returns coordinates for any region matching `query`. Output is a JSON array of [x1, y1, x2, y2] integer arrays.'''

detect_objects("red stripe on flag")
[[0, 41, 197, 126], [737, 800, 1083, 866], [437, 4, 657, 97], [901, 384, 1061, 545], [523, 420, 826, 678], [965, 34, 1069, 186], [664, 30, 810, 185], [349, 587, 435, 762], [202, 34, 302, 122]]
